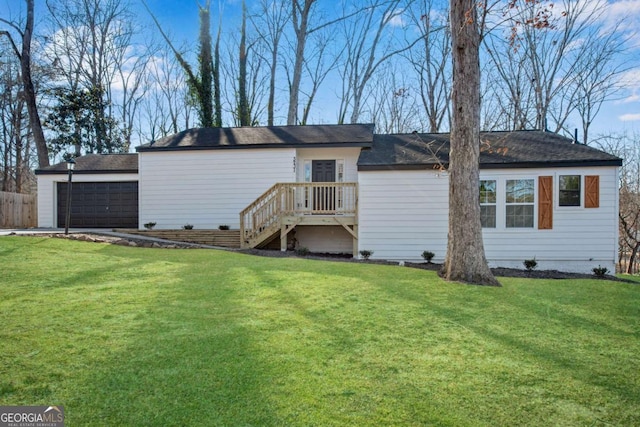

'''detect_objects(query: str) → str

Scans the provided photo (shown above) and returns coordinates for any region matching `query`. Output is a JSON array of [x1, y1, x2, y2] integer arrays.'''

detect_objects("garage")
[[57, 181, 138, 228], [36, 153, 139, 229]]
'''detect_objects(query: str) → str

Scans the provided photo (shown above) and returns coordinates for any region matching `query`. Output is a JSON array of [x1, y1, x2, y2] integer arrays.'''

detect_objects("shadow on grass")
[[63, 250, 285, 426], [365, 273, 640, 423]]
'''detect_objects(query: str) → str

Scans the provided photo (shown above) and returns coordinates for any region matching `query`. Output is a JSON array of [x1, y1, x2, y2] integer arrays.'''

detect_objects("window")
[[303, 160, 312, 182], [559, 175, 581, 206], [479, 180, 496, 228], [337, 160, 345, 182], [506, 179, 534, 228]]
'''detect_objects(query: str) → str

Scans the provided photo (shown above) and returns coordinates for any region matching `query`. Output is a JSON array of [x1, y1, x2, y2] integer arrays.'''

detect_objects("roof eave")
[[358, 159, 622, 171], [34, 169, 139, 175], [137, 141, 373, 152]]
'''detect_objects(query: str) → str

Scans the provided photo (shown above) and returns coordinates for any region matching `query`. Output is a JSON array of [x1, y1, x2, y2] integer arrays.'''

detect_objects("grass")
[[1, 236, 639, 426]]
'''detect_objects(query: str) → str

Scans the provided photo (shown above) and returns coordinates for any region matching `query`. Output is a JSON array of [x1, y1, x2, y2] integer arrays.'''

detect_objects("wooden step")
[[113, 229, 241, 248]]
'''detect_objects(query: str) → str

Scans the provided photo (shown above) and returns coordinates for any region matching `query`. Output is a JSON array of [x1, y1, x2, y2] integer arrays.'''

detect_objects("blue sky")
[[1, 0, 639, 139]]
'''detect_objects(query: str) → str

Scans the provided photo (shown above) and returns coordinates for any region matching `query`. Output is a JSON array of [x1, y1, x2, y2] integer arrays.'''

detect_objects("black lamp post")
[[64, 158, 76, 235]]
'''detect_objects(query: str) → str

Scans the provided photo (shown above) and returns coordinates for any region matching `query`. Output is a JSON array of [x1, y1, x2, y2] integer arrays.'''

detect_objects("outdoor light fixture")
[[64, 158, 76, 235]]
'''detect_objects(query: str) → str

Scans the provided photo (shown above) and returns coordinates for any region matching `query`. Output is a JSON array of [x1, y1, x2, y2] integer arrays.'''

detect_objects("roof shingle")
[[358, 131, 622, 170], [35, 154, 138, 175], [137, 124, 375, 151]]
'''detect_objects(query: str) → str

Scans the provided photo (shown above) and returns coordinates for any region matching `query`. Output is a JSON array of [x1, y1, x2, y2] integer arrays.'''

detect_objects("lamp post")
[[64, 158, 75, 235]]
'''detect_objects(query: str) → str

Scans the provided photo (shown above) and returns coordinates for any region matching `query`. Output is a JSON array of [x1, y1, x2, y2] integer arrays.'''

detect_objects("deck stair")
[[240, 182, 358, 252]]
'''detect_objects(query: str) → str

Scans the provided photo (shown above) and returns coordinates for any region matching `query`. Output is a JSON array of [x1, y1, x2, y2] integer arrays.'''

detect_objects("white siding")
[[36, 173, 139, 228], [138, 149, 295, 229], [358, 170, 450, 262], [358, 166, 619, 273], [296, 226, 353, 253]]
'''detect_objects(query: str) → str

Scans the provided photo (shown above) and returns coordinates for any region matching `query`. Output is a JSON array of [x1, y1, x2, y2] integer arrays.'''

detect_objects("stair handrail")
[[240, 183, 283, 247]]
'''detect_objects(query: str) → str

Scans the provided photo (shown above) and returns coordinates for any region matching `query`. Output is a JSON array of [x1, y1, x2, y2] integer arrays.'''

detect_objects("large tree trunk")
[[442, 0, 499, 286], [22, 0, 49, 167]]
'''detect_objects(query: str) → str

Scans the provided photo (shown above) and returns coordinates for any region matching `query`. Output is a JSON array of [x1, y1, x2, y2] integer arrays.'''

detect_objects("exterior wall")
[[296, 147, 361, 182], [36, 173, 139, 228], [138, 149, 296, 229], [358, 170, 449, 262], [289, 147, 362, 253], [358, 166, 619, 273], [295, 225, 353, 254]]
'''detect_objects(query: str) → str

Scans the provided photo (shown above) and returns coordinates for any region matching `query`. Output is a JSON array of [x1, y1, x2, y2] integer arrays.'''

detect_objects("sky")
[[1, 0, 639, 140]]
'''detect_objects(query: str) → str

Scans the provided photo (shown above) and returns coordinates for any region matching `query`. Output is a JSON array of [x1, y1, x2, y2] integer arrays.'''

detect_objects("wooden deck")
[[240, 182, 358, 254]]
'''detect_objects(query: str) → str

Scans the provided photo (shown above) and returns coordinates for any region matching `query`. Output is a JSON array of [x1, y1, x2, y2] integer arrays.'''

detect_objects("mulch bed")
[[240, 248, 632, 283], [12, 232, 633, 283]]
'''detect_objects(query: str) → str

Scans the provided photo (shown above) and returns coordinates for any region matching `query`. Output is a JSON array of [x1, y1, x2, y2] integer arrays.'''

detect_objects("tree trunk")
[[626, 242, 640, 275], [287, 0, 311, 125], [198, 1, 214, 127], [22, 0, 49, 167], [238, 0, 250, 126], [442, 0, 499, 286]]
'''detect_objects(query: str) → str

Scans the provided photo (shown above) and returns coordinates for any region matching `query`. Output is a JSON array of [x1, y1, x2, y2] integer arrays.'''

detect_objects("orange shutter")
[[585, 175, 600, 208], [538, 176, 553, 229]]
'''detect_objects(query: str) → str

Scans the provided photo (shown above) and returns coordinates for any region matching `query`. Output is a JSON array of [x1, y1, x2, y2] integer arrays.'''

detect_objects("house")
[[35, 124, 622, 273]]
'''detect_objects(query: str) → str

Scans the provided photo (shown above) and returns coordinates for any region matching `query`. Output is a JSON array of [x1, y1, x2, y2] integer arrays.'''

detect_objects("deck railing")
[[240, 182, 357, 248]]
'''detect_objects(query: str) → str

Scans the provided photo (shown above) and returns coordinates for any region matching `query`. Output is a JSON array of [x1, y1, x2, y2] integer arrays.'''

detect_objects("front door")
[[311, 160, 336, 211]]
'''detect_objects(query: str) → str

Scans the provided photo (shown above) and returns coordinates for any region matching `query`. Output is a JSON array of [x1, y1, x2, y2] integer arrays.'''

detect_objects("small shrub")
[[218, 225, 230, 230], [523, 258, 538, 271], [592, 266, 609, 277], [183, 224, 194, 230], [296, 247, 309, 256], [422, 250, 435, 263], [359, 250, 374, 260], [143, 222, 156, 230]]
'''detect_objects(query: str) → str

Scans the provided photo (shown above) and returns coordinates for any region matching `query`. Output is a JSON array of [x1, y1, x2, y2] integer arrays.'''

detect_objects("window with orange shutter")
[[538, 176, 553, 229], [585, 175, 600, 208]]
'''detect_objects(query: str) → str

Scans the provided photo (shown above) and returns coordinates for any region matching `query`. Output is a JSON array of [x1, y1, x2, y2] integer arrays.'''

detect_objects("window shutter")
[[538, 176, 553, 229], [585, 175, 600, 208]]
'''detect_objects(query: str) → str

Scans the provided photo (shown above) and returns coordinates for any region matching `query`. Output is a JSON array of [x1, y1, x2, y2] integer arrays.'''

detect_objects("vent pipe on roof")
[[573, 128, 578, 144]]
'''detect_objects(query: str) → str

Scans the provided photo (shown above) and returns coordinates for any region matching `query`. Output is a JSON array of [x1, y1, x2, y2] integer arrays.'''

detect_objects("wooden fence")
[[0, 191, 37, 228]]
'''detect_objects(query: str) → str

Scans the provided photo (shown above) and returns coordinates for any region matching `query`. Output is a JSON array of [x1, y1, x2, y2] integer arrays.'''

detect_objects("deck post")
[[280, 223, 287, 252], [352, 225, 358, 258]]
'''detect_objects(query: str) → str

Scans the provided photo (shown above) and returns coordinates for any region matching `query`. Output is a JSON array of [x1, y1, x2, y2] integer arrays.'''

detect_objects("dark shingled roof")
[[35, 154, 138, 175], [358, 131, 622, 170], [136, 124, 375, 152]]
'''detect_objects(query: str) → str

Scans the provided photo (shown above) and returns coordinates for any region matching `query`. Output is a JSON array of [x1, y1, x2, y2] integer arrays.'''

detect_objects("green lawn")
[[1, 236, 639, 426]]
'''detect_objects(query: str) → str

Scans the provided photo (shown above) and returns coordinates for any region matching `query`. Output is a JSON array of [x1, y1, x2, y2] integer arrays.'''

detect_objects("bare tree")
[[221, 16, 268, 126], [286, 0, 366, 125], [0, 0, 49, 167], [237, 0, 251, 126], [298, 31, 341, 125], [250, 0, 290, 126], [443, 0, 499, 285], [139, 47, 193, 141], [486, 0, 625, 137], [44, 0, 146, 153], [406, 0, 451, 132], [572, 28, 628, 145], [482, 34, 535, 130], [144, 0, 220, 128], [366, 65, 423, 133], [0, 39, 34, 192], [594, 133, 640, 274], [337, 0, 420, 124]]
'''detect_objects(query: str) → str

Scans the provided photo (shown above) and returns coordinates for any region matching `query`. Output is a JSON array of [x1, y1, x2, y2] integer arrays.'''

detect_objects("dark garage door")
[[57, 181, 138, 228]]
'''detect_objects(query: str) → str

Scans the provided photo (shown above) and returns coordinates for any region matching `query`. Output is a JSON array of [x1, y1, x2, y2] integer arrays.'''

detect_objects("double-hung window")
[[559, 175, 581, 207], [479, 180, 497, 228], [505, 179, 535, 228]]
